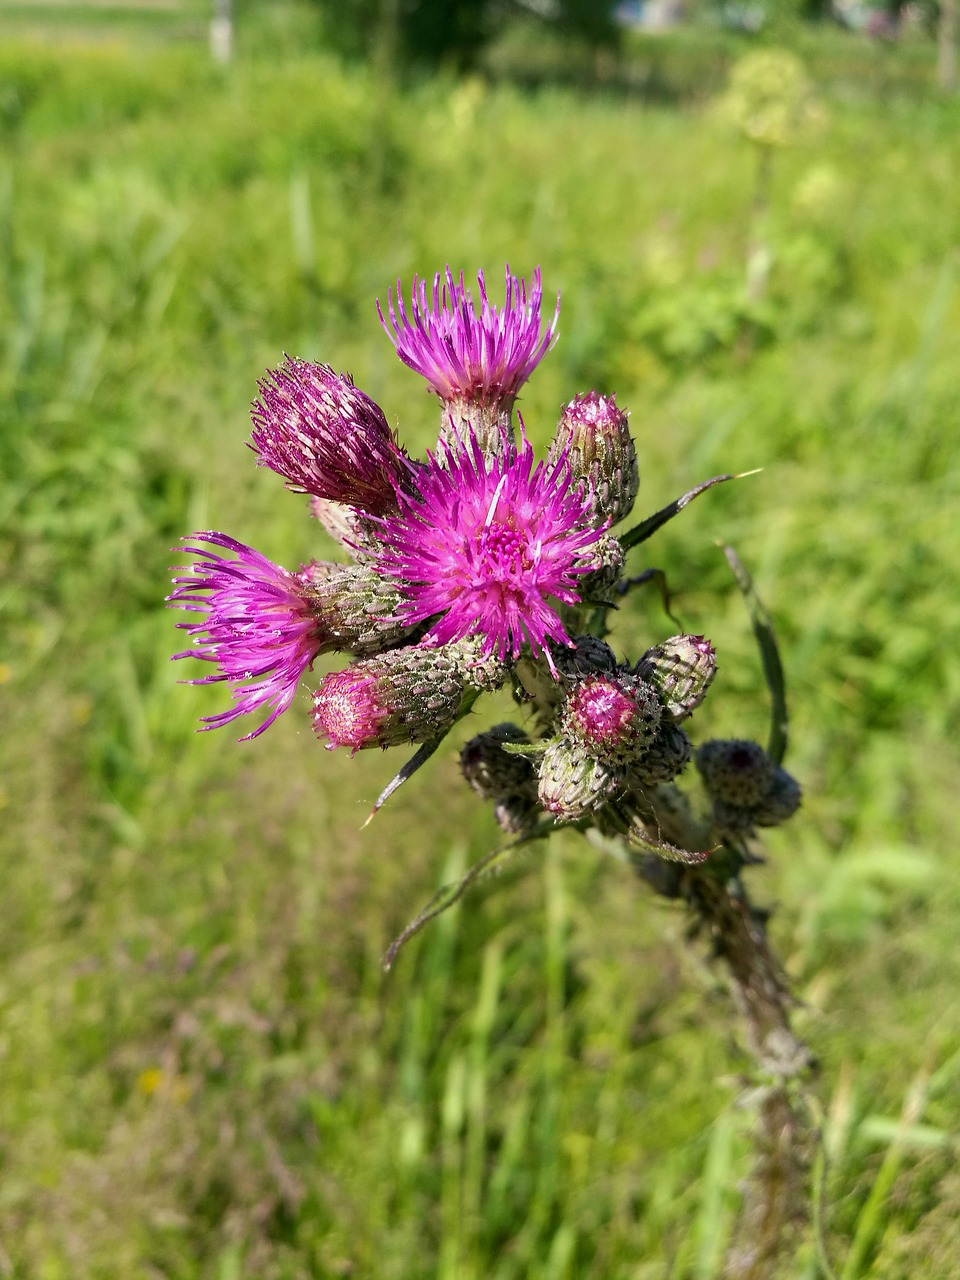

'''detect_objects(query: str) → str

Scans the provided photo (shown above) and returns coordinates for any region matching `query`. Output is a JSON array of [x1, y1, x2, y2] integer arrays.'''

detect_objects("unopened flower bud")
[[460, 724, 542, 835], [753, 767, 802, 827], [635, 635, 717, 723], [628, 723, 692, 787], [561, 672, 661, 767], [710, 799, 756, 841], [313, 640, 506, 753], [460, 724, 537, 799], [554, 634, 619, 683], [300, 562, 414, 656], [548, 391, 639, 527], [537, 737, 619, 821], [696, 739, 774, 808], [578, 534, 625, 605]]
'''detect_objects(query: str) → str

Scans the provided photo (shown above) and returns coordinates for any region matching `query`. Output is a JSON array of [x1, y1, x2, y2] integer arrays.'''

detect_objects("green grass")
[[2, 32, 960, 1279]]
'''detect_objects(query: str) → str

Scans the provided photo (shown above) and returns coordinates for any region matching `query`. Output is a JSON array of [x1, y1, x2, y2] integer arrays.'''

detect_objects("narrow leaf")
[[722, 545, 788, 765], [620, 471, 759, 551], [383, 822, 553, 970], [364, 736, 446, 825]]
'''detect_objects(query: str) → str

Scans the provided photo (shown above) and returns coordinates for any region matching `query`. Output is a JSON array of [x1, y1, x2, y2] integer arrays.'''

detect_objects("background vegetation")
[[1, 10, 959, 1277]]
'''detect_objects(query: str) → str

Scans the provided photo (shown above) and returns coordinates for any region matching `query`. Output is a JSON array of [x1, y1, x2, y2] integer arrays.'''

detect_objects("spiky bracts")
[[696, 739, 802, 838], [313, 641, 507, 753], [549, 391, 639, 527]]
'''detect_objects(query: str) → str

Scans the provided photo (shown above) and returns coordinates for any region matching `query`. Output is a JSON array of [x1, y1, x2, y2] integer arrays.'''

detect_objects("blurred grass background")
[[1, 5, 960, 1276]]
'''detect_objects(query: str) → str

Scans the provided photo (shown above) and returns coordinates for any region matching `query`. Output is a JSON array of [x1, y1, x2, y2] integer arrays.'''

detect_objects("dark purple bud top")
[[250, 358, 407, 515], [548, 391, 639, 527], [696, 739, 775, 808], [636, 635, 717, 723], [553, 634, 619, 683], [537, 737, 619, 821], [753, 767, 802, 827], [561, 673, 661, 767], [312, 640, 507, 753]]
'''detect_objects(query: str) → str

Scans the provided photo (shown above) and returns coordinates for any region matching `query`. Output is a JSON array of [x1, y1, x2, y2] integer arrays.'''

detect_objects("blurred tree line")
[[308, 0, 621, 69]]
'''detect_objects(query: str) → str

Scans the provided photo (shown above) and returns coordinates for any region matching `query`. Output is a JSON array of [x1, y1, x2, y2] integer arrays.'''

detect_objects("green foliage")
[[1, 31, 960, 1278]]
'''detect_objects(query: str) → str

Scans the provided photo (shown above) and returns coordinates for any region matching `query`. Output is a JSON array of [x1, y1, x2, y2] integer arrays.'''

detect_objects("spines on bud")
[[696, 740, 802, 839], [537, 738, 619, 821], [548, 391, 639, 527], [301, 562, 415, 656], [577, 534, 625, 605], [312, 640, 507, 753], [635, 635, 717, 723]]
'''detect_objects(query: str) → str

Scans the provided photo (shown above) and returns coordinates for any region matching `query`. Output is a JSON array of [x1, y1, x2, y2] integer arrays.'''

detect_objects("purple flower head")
[[373, 428, 604, 671], [168, 532, 325, 740], [378, 265, 559, 411], [250, 358, 406, 516]]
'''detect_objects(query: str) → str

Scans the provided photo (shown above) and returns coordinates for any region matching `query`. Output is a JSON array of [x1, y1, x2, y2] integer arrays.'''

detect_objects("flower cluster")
[[169, 264, 801, 862]]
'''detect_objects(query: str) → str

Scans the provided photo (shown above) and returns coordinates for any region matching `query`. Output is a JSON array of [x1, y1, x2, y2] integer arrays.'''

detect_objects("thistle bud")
[[537, 737, 619, 821], [300, 562, 414, 656], [548, 391, 639, 527], [460, 724, 541, 835], [561, 672, 661, 767], [460, 724, 536, 799], [635, 635, 717, 723], [553, 634, 619, 683], [628, 723, 692, 788], [753, 767, 802, 827], [696, 739, 774, 808], [313, 640, 506, 753], [578, 534, 625, 606], [709, 799, 756, 841]]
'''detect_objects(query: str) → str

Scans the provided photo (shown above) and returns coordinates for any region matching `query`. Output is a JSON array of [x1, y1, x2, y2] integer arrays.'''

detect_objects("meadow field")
[[2, 22, 960, 1279]]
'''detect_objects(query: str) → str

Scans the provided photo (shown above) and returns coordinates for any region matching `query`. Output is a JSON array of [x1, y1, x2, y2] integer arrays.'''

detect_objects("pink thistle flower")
[[373, 430, 604, 670], [250, 358, 406, 516], [168, 532, 326, 740], [377, 265, 559, 412]]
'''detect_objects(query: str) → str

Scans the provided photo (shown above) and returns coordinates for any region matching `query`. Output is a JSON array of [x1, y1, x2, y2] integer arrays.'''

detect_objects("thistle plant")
[[169, 265, 813, 1274]]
